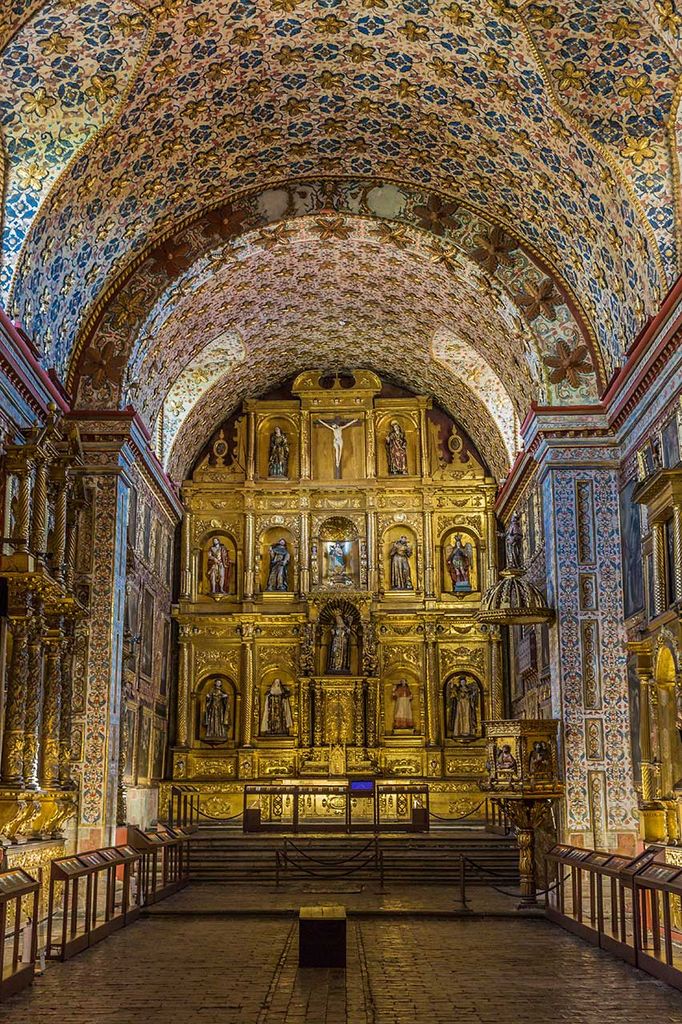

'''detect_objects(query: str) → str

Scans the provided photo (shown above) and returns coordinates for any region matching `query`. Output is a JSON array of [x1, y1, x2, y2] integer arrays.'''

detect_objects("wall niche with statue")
[[443, 672, 483, 742], [314, 516, 363, 590], [318, 600, 362, 676], [260, 526, 297, 595], [383, 669, 421, 736], [376, 408, 420, 477], [196, 675, 239, 746], [439, 529, 480, 597], [256, 410, 299, 481], [202, 533, 238, 599], [382, 524, 419, 594]]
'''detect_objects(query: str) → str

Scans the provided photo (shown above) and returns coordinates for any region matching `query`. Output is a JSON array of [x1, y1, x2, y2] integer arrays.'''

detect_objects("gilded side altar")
[[169, 371, 500, 823]]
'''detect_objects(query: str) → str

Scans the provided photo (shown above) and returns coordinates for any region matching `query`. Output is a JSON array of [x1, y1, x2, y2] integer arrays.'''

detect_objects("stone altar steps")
[[187, 831, 520, 886]]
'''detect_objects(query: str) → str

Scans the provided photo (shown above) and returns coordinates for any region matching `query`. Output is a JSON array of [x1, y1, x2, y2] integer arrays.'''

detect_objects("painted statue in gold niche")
[[268, 426, 289, 478], [204, 680, 230, 741], [207, 537, 231, 594], [392, 679, 414, 729], [446, 534, 473, 593], [327, 609, 351, 673], [314, 417, 358, 479], [447, 675, 480, 737], [266, 538, 290, 591], [261, 679, 293, 735], [386, 421, 408, 475], [389, 535, 413, 590]]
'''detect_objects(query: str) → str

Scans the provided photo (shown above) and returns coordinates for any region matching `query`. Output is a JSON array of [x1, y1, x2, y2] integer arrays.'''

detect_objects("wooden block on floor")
[[298, 905, 347, 968]]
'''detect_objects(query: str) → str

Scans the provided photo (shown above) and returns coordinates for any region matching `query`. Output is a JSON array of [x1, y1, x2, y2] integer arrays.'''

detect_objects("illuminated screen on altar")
[[350, 780, 375, 794]]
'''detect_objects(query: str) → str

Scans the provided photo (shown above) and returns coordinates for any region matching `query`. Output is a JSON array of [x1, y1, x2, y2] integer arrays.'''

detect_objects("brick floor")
[[4, 899, 682, 1023]]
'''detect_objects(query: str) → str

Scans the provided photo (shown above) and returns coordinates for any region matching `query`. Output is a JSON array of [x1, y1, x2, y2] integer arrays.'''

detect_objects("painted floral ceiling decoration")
[[0, 0, 678, 395], [0, 0, 151, 297]]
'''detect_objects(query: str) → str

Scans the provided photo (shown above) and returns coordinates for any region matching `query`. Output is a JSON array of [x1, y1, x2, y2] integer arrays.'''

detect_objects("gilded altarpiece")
[[169, 372, 498, 822]]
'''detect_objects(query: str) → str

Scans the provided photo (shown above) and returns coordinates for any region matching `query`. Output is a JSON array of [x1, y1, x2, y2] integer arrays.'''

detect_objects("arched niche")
[[317, 516, 361, 590], [318, 600, 362, 677], [376, 410, 420, 478], [439, 528, 481, 598], [382, 524, 419, 595], [260, 527, 297, 595], [655, 645, 682, 797], [195, 674, 239, 746], [256, 411, 299, 481], [383, 668, 421, 737], [199, 531, 239, 600], [443, 672, 484, 742], [256, 667, 296, 740]]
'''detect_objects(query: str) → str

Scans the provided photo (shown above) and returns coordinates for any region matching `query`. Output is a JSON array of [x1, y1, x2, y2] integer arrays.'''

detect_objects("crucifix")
[[314, 417, 359, 479]]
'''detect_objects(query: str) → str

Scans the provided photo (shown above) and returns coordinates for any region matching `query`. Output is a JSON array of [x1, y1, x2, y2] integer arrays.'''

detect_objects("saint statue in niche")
[[385, 421, 408, 475], [204, 679, 230, 741], [447, 675, 479, 737], [207, 537, 231, 594], [446, 534, 473, 592], [392, 679, 414, 729], [389, 535, 413, 590], [528, 741, 551, 777], [268, 426, 289, 478], [506, 511, 523, 570], [327, 609, 351, 673], [496, 743, 518, 772], [315, 417, 359, 479], [266, 538, 290, 591], [260, 678, 293, 735], [325, 540, 353, 585]]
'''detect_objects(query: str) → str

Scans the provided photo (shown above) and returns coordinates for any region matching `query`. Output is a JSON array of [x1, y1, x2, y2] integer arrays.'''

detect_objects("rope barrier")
[[283, 839, 377, 866], [277, 852, 379, 880], [428, 800, 485, 823]]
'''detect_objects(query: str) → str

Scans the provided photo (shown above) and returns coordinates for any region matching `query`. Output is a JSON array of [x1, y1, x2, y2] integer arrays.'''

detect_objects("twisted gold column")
[[40, 626, 63, 787], [0, 614, 31, 784], [59, 631, 75, 789], [30, 457, 48, 558], [22, 602, 45, 789]]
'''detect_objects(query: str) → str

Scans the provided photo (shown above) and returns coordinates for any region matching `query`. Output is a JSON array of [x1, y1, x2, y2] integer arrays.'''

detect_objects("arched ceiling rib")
[[74, 181, 599, 417], [0, 0, 677, 384]]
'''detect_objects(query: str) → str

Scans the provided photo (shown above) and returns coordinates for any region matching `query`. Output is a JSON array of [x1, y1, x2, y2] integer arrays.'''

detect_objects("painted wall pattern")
[[542, 457, 639, 839], [0, 1, 674, 383]]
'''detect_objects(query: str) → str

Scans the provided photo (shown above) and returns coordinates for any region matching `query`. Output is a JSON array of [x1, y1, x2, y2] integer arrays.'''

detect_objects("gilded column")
[[673, 504, 682, 604], [22, 601, 45, 789], [51, 474, 69, 581], [419, 405, 429, 477], [64, 497, 81, 592], [59, 629, 75, 788], [489, 625, 504, 720], [367, 508, 378, 593], [486, 508, 497, 589], [242, 623, 255, 747], [652, 521, 666, 615], [176, 627, 191, 747], [14, 460, 33, 553], [300, 509, 310, 596], [423, 624, 438, 746], [31, 455, 48, 558], [244, 511, 255, 600], [300, 411, 311, 480], [314, 681, 324, 747], [423, 507, 434, 597], [181, 508, 192, 599], [366, 410, 376, 477], [40, 625, 63, 787], [0, 612, 31, 784], [247, 409, 256, 480]]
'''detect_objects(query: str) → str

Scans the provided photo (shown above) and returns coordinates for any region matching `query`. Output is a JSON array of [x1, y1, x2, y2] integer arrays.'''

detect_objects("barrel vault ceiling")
[[1, 1, 680, 479]]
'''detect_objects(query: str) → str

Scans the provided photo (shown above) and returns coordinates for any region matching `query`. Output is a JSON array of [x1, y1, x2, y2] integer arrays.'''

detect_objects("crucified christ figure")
[[315, 418, 359, 478]]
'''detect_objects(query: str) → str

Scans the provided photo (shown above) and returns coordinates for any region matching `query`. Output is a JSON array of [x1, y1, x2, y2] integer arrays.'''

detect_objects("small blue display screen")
[[350, 779, 375, 794]]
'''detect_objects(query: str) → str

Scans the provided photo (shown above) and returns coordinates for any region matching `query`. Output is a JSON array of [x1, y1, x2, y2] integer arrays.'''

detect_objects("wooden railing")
[[167, 785, 200, 828], [546, 842, 682, 990], [0, 868, 40, 1001]]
